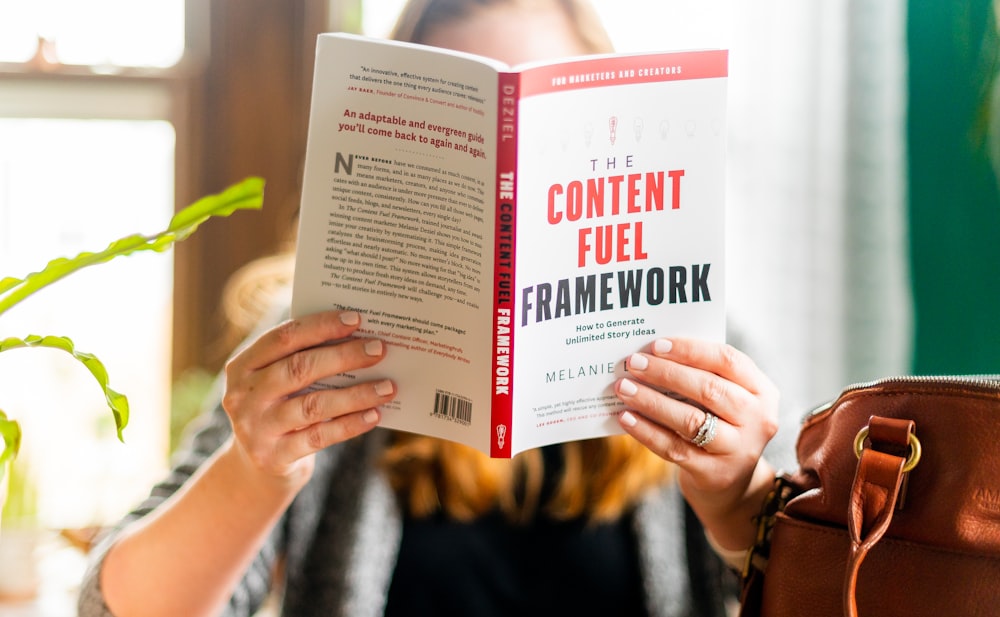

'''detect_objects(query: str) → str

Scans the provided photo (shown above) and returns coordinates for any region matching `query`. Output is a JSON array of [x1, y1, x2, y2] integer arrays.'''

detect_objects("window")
[[0, 0, 184, 67], [0, 0, 185, 529]]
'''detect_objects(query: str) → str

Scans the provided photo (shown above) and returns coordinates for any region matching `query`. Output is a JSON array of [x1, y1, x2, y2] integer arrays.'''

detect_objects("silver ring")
[[691, 411, 718, 448]]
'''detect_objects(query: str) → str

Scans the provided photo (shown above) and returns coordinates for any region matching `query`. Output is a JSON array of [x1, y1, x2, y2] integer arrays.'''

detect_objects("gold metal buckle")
[[853, 427, 922, 473]]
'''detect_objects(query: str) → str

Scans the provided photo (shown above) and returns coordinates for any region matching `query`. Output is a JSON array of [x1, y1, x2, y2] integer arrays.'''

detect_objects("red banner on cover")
[[517, 49, 728, 99]]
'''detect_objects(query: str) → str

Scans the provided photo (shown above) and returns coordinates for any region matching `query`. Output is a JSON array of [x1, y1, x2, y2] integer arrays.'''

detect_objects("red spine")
[[490, 71, 519, 458]]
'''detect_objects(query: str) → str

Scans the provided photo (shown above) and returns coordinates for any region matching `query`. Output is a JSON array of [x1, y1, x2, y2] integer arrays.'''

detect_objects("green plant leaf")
[[0, 410, 22, 468], [0, 335, 129, 441], [0, 176, 265, 316], [167, 176, 266, 237], [0, 177, 264, 462]]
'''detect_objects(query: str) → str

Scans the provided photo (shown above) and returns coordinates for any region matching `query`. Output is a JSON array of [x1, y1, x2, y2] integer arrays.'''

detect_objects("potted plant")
[[0, 177, 265, 488]]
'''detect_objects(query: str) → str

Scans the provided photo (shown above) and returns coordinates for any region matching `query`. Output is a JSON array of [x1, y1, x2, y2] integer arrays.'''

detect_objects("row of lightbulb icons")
[[582, 116, 712, 146]]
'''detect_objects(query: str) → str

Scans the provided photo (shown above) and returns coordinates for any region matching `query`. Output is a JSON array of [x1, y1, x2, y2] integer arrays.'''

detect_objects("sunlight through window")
[[0, 1, 183, 530], [0, 0, 184, 67], [0, 119, 175, 528]]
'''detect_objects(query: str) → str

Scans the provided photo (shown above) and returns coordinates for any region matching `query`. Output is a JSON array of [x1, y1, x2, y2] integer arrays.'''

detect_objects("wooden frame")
[[171, 0, 332, 376]]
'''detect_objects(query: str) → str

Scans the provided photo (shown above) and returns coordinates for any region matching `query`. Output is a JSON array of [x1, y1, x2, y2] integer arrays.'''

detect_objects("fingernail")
[[340, 311, 360, 326], [374, 379, 394, 396], [653, 338, 673, 355], [364, 339, 383, 356], [628, 353, 648, 371], [619, 378, 638, 396], [620, 411, 638, 427], [363, 409, 380, 424]]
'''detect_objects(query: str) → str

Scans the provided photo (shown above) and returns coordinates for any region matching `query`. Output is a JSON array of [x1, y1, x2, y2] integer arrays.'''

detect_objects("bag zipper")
[[802, 375, 1000, 422]]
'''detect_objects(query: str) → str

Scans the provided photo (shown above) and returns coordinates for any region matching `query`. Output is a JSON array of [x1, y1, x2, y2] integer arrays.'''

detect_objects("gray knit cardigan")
[[77, 394, 732, 617]]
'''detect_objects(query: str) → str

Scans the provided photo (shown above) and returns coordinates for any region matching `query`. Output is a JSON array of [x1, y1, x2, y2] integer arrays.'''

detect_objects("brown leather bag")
[[739, 377, 1000, 617]]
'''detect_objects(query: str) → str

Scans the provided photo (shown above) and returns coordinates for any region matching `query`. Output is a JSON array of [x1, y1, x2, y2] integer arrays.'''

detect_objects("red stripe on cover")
[[489, 71, 518, 458], [517, 49, 728, 98]]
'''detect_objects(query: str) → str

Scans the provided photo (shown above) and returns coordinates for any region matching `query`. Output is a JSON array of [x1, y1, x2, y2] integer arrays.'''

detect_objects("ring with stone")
[[691, 411, 718, 448]]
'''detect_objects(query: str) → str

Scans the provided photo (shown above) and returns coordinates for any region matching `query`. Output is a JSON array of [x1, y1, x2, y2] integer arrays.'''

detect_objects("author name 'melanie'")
[[545, 361, 619, 383]]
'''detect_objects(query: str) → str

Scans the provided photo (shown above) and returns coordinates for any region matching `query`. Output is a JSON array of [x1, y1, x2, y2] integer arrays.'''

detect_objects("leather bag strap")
[[844, 416, 916, 617]]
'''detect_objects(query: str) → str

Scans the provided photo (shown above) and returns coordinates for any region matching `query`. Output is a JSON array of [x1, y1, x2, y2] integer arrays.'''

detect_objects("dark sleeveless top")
[[385, 506, 648, 617], [384, 445, 648, 617]]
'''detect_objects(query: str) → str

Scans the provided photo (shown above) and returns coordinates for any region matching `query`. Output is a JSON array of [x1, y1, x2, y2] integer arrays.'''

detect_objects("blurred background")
[[0, 0, 998, 611]]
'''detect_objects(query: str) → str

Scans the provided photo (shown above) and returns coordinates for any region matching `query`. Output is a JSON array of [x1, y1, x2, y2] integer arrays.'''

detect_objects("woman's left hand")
[[615, 336, 780, 550]]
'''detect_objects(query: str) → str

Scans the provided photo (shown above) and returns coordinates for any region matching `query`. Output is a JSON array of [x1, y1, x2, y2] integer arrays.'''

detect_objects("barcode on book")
[[432, 390, 472, 426]]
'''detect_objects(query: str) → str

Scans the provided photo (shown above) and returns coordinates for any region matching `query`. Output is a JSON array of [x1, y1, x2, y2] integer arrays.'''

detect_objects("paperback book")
[[291, 33, 728, 457]]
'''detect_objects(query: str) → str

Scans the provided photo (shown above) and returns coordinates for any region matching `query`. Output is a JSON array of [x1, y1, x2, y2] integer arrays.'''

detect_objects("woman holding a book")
[[79, 1, 780, 616]]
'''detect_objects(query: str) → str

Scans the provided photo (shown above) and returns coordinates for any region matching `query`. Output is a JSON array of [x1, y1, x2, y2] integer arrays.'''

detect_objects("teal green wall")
[[908, 0, 1000, 374]]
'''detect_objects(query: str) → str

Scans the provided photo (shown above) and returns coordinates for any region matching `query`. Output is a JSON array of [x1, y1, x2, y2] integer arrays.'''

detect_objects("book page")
[[509, 51, 729, 453], [292, 34, 505, 452]]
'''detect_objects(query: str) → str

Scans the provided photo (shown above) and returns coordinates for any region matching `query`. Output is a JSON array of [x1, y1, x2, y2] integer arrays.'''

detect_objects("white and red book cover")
[[291, 33, 727, 458]]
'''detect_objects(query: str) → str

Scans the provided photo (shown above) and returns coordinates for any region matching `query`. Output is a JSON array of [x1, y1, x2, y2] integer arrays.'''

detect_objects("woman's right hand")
[[98, 309, 393, 617], [221, 309, 395, 488]]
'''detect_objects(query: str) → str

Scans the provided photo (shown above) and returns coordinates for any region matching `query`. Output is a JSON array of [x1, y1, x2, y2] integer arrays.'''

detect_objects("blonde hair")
[[389, 0, 615, 55], [380, 0, 672, 526], [383, 432, 675, 524], [225, 0, 672, 524]]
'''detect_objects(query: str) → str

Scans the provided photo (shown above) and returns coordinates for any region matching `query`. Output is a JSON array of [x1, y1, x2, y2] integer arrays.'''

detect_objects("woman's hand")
[[222, 309, 396, 488], [101, 309, 397, 617], [615, 337, 779, 551]]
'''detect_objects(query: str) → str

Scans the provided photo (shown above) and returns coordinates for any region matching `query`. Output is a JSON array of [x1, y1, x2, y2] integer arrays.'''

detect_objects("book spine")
[[490, 71, 519, 458]]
